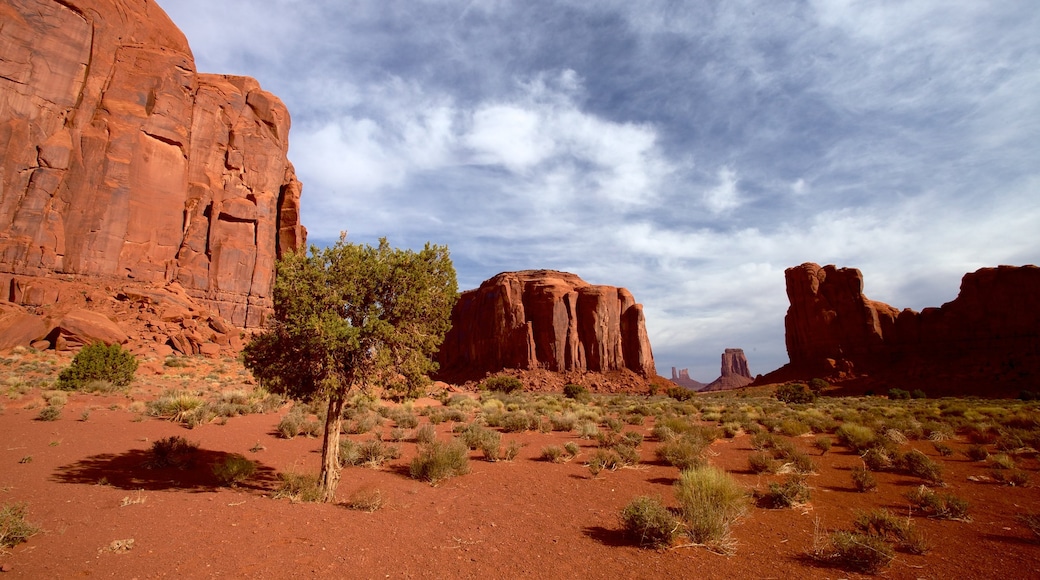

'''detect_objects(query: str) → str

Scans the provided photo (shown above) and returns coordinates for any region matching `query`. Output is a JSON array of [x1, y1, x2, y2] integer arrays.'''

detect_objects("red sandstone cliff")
[[0, 0, 304, 330], [761, 263, 1040, 394], [436, 270, 656, 382], [703, 348, 753, 391]]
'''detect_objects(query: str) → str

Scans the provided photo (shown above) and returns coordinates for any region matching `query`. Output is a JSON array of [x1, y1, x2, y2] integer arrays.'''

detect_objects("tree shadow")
[[647, 477, 676, 486], [52, 448, 280, 493], [582, 525, 630, 547]]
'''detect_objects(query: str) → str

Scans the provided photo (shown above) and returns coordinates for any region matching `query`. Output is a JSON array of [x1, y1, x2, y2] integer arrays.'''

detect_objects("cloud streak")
[[163, 0, 1040, 380]]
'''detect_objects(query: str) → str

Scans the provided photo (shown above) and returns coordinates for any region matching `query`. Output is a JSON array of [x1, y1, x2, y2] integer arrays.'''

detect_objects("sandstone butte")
[[702, 348, 753, 391], [759, 262, 1040, 395], [436, 270, 656, 384], [0, 0, 305, 354]]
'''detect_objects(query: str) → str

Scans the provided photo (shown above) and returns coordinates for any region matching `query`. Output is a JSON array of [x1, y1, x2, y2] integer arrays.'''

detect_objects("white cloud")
[[703, 167, 742, 214]]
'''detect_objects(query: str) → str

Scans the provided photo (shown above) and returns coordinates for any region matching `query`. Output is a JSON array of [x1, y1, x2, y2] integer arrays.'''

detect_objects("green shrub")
[[853, 509, 927, 554], [657, 434, 710, 471], [481, 376, 523, 393], [212, 454, 256, 486], [888, 388, 911, 400], [147, 436, 198, 469], [356, 439, 401, 468], [276, 413, 303, 439], [410, 440, 470, 485], [774, 383, 815, 404], [931, 441, 954, 457], [620, 496, 678, 548], [778, 419, 811, 437], [274, 472, 323, 502], [541, 445, 566, 463], [851, 466, 877, 492], [0, 502, 40, 550], [747, 452, 777, 474], [394, 413, 419, 429], [665, 386, 695, 401], [901, 450, 943, 485], [911, 389, 927, 399], [674, 465, 747, 551], [57, 342, 137, 391], [36, 405, 62, 421], [477, 429, 502, 461], [826, 531, 895, 574], [905, 486, 970, 521], [808, 378, 830, 393], [563, 383, 589, 400], [338, 439, 360, 466], [501, 412, 536, 432], [415, 423, 438, 446], [759, 474, 811, 508], [992, 468, 1030, 486], [965, 443, 989, 461], [835, 424, 877, 452], [549, 413, 577, 432], [563, 441, 580, 458], [814, 437, 832, 455]]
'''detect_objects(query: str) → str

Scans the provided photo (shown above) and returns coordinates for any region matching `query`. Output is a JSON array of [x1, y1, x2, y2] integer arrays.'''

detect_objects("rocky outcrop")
[[0, 0, 304, 329], [436, 270, 656, 382], [703, 348, 753, 391], [670, 367, 705, 390], [763, 263, 1040, 394]]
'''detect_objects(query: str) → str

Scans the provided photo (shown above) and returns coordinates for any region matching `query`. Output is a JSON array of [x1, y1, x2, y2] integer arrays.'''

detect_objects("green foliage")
[[0, 502, 40, 551], [901, 449, 943, 484], [808, 378, 830, 393], [853, 509, 928, 554], [243, 236, 457, 500], [747, 452, 777, 474], [851, 466, 877, 492], [774, 383, 816, 404], [887, 388, 911, 400], [759, 474, 811, 508], [57, 342, 138, 391], [905, 486, 970, 521], [825, 531, 895, 574], [814, 436, 832, 455], [563, 383, 589, 400], [481, 375, 523, 393], [835, 423, 877, 452], [620, 496, 678, 548], [35, 405, 62, 421], [212, 454, 256, 486], [540, 445, 566, 463], [147, 436, 198, 469], [674, 465, 747, 550], [410, 440, 470, 485], [656, 432, 711, 471], [665, 386, 695, 401]]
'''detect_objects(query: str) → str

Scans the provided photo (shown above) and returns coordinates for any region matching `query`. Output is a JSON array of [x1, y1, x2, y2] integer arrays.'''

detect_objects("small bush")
[[888, 388, 911, 400], [620, 496, 679, 548], [665, 386, 695, 401], [674, 465, 747, 551], [563, 441, 580, 458], [57, 342, 137, 390], [854, 509, 928, 554], [482, 376, 523, 393], [965, 444, 990, 461], [911, 389, 927, 399], [0, 502, 40, 550], [343, 487, 384, 512], [394, 413, 419, 429], [759, 474, 811, 508], [931, 441, 954, 457], [905, 486, 970, 521], [657, 434, 710, 471], [356, 439, 401, 468], [901, 450, 943, 485], [576, 420, 600, 439], [275, 472, 322, 502], [826, 531, 895, 574], [477, 429, 503, 461], [541, 445, 566, 463], [836, 424, 877, 452], [992, 468, 1030, 487], [813, 437, 832, 455], [549, 413, 577, 432], [276, 413, 303, 439], [563, 383, 589, 400], [989, 453, 1016, 470], [36, 405, 62, 421], [774, 383, 815, 404], [410, 440, 470, 485], [748, 452, 778, 474], [212, 454, 256, 486], [851, 466, 877, 492], [147, 436, 198, 469], [808, 378, 830, 393]]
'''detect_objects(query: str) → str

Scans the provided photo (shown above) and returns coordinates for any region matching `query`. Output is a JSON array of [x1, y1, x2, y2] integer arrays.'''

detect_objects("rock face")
[[436, 270, 656, 382], [703, 348, 753, 391], [767, 263, 1040, 393], [0, 0, 304, 329], [670, 367, 705, 390]]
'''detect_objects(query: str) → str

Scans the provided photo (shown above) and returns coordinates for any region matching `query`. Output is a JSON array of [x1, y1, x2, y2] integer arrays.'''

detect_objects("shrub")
[[343, 487, 384, 512], [57, 342, 137, 390], [482, 376, 523, 393], [147, 436, 199, 469], [549, 413, 577, 432], [356, 439, 401, 468], [415, 423, 438, 446], [0, 502, 40, 550], [778, 419, 810, 437], [854, 509, 928, 554], [808, 378, 830, 393], [905, 486, 970, 521], [814, 437, 832, 455], [212, 454, 256, 486], [36, 405, 62, 421], [774, 383, 815, 404], [657, 434, 710, 471], [477, 429, 502, 461], [901, 450, 943, 485], [748, 452, 778, 474], [835, 424, 877, 452], [563, 383, 589, 400], [911, 389, 927, 399], [586, 448, 625, 476], [992, 468, 1030, 487], [622, 431, 644, 448], [563, 441, 580, 458], [759, 474, 811, 508], [410, 440, 470, 485], [576, 420, 600, 439], [620, 496, 679, 549], [674, 465, 747, 551], [338, 439, 360, 466], [500, 440, 522, 461], [965, 444, 989, 461], [888, 388, 911, 400], [275, 472, 323, 502], [931, 441, 954, 457], [394, 413, 419, 429], [789, 452, 817, 475], [851, 466, 877, 492], [541, 445, 566, 463], [501, 412, 536, 433], [277, 413, 303, 439], [989, 453, 1016, 470], [826, 531, 895, 574], [665, 386, 695, 401]]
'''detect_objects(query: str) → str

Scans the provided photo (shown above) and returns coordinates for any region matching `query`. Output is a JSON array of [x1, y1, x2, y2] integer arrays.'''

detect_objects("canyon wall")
[[0, 0, 304, 330], [436, 270, 656, 382]]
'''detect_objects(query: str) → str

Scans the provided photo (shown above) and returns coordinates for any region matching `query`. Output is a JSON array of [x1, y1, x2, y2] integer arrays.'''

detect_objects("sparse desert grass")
[[275, 472, 323, 503], [835, 423, 877, 452], [35, 404, 62, 421], [212, 454, 257, 486], [905, 486, 970, 521], [817, 529, 895, 574], [0, 502, 40, 552], [901, 449, 944, 485], [854, 509, 928, 554], [674, 465, 747, 553], [410, 439, 470, 485], [620, 496, 679, 548], [851, 466, 877, 492], [146, 435, 199, 469], [813, 436, 832, 455], [343, 487, 385, 512], [541, 445, 566, 463]]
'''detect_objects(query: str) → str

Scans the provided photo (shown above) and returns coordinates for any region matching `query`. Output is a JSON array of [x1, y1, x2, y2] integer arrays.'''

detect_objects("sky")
[[162, 0, 1040, 382]]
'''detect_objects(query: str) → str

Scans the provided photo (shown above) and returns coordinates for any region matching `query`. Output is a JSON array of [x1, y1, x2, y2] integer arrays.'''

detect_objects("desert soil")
[[1, 351, 1039, 579]]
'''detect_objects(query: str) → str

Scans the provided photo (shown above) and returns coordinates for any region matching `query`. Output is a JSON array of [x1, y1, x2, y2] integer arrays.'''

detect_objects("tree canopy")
[[243, 236, 458, 500]]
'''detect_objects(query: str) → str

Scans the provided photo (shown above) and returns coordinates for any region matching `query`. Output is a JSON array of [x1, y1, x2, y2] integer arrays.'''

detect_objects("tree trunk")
[[318, 395, 346, 502]]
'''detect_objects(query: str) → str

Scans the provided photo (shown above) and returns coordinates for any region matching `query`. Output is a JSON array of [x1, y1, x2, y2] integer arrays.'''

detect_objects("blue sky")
[[163, 1, 1039, 381]]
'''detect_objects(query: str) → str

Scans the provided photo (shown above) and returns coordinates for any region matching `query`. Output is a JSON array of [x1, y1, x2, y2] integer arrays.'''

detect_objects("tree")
[[243, 236, 458, 502]]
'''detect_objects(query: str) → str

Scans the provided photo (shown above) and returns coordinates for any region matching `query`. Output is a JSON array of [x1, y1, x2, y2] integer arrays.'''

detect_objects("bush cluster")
[[410, 440, 470, 485], [774, 383, 816, 404], [57, 342, 138, 391]]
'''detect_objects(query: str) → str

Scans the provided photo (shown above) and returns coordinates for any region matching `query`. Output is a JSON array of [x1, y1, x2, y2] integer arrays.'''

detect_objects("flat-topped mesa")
[[773, 262, 1040, 393], [436, 270, 656, 382], [0, 0, 305, 328]]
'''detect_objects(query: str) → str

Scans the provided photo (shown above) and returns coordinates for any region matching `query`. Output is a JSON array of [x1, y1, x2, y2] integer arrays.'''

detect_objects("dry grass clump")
[[343, 487, 385, 512], [0, 502, 40, 552], [905, 486, 970, 521], [274, 472, 323, 503], [212, 454, 256, 487], [757, 474, 811, 509], [674, 465, 748, 553], [410, 439, 470, 485], [620, 496, 679, 549], [146, 435, 199, 469]]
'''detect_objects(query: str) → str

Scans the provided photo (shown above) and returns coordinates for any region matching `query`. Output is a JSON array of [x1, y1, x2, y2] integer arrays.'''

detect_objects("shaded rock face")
[[437, 270, 656, 382], [0, 0, 305, 328], [703, 348, 753, 391], [772, 262, 1040, 392]]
